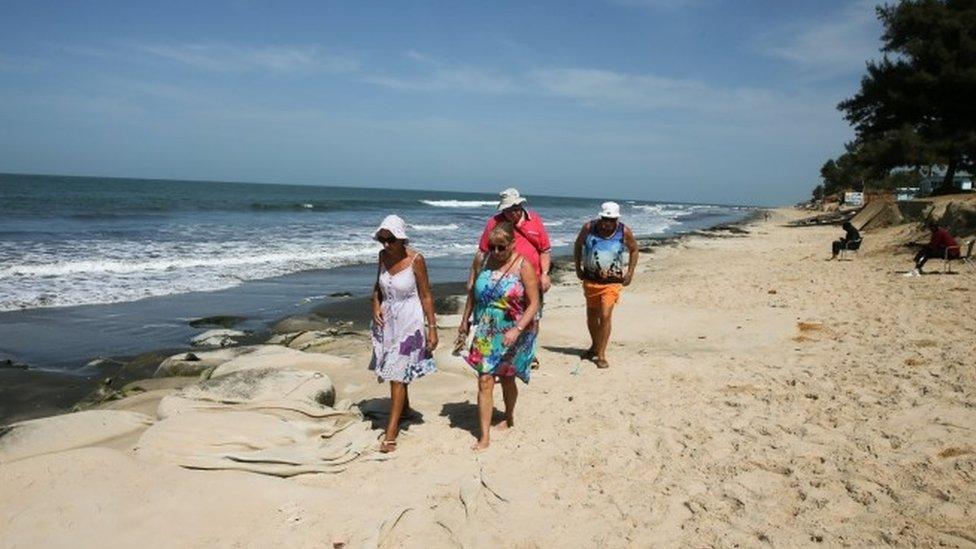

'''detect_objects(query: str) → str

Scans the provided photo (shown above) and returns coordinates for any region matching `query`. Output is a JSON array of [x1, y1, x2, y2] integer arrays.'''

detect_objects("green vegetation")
[[818, 0, 976, 198]]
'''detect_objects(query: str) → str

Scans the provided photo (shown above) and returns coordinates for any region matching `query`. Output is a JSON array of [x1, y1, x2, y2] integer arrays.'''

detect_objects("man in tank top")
[[573, 201, 639, 369]]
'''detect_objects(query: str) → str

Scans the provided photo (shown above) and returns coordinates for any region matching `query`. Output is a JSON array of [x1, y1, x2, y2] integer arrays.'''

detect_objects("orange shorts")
[[582, 280, 623, 308]]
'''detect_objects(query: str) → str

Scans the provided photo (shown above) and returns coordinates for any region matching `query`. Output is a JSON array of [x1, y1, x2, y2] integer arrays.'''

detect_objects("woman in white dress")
[[370, 215, 438, 453]]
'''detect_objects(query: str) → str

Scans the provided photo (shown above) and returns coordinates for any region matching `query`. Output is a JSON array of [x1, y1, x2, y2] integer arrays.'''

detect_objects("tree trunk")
[[940, 155, 958, 194]]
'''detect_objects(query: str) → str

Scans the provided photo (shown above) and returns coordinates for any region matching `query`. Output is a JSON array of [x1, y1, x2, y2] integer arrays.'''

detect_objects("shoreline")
[[0, 211, 759, 424], [2, 208, 974, 546]]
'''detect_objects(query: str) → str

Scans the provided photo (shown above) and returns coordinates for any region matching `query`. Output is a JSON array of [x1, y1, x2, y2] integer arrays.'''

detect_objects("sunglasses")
[[376, 235, 397, 244], [489, 244, 510, 252]]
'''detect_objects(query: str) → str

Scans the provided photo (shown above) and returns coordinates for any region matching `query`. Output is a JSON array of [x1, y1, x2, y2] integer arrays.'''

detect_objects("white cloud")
[[528, 67, 804, 118], [135, 43, 359, 73], [530, 68, 708, 108], [363, 53, 515, 94], [404, 50, 433, 63], [759, 0, 882, 78]]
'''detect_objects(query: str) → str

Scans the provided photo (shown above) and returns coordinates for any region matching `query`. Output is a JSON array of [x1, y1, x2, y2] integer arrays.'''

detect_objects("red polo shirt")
[[929, 228, 960, 258], [478, 210, 552, 276]]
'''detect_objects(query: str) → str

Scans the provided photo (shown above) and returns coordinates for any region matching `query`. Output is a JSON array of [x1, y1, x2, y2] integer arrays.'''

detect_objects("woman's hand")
[[427, 326, 439, 351], [503, 327, 521, 347], [372, 305, 384, 327]]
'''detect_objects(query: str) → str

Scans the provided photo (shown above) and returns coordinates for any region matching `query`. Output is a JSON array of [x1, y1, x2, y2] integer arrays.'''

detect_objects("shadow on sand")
[[439, 400, 505, 440], [357, 397, 425, 431], [541, 345, 588, 358]]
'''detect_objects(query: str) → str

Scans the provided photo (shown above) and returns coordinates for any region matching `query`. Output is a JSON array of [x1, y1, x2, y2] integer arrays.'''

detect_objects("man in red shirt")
[[469, 188, 552, 290], [465, 188, 552, 366], [905, 222, 960, 276]]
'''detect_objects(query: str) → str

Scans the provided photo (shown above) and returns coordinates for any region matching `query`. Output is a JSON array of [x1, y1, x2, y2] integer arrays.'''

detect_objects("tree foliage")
[[821, 0, 976, 196]]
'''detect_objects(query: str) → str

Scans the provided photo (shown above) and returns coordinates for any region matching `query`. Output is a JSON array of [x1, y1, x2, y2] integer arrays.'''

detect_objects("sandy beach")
[[2, 208, 974, 547]]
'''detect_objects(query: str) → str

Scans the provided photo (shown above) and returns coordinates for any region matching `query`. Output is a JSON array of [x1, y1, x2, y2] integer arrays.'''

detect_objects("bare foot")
[[379, 439, 397, 453], [595, 357, 610, 369], [471, 439, 490, 451]]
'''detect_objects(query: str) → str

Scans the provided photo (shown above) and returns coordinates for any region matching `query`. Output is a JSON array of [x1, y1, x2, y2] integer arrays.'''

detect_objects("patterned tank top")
[[582, 221, 626, 282]]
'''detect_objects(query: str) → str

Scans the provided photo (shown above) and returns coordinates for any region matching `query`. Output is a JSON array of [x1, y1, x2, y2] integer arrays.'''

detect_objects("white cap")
[[374, 214, 408, 241], [497, 188, 527, 211], [599, 201, 621, 219]]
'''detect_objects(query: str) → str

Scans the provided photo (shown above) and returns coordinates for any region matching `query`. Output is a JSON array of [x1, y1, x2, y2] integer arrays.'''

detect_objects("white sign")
[[844, 192, 864, 206]]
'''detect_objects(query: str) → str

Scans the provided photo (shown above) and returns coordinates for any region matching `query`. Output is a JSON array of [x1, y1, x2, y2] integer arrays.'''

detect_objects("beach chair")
[[838, 238, 862, 260], [943, 239, 975, 274]]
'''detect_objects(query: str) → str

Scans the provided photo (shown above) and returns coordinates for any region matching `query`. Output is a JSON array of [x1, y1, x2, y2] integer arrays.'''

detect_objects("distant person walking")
[[573, 202, 639, 369], [370, 215, 438, 453], [829, 221, 861, 259], [905, 221, 960, 276], [467, 188, 551, 367], [458, 222, 540, 451]]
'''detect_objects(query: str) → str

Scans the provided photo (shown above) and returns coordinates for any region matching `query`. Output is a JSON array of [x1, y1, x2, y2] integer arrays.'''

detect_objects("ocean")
[[0, 173, 754, 376]]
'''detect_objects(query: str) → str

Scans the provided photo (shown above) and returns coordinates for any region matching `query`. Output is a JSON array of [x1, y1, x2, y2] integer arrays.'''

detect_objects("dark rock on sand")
[[711, 225, 750, 235], [272, 314, 352, 334], [434, 295, 464, 315], [71, 377, 134, 411], [188, 315, 247, 329], [155, 348, 253, 377]]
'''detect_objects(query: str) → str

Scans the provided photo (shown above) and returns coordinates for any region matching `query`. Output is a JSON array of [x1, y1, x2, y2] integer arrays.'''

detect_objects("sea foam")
[[420, 199, 496, 208]]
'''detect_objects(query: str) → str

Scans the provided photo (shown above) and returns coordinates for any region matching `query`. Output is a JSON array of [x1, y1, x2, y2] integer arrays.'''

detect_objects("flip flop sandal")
[[379, 439, 398, 453], [452, 332, 468, 355]]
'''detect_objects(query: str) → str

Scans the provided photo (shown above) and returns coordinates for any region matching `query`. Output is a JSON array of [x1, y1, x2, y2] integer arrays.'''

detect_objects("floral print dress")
[[465, 258, 536, 383], [370, 253, 436, 383]]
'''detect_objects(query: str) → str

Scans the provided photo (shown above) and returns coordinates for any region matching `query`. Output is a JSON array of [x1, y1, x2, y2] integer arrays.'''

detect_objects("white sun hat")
[[497, 188, 527, 211], [599, 201, 621, 219], [374, 214, 408, 241]]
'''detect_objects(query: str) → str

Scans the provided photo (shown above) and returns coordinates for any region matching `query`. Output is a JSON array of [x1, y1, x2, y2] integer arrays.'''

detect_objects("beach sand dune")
[[2, 209, 974, 547]]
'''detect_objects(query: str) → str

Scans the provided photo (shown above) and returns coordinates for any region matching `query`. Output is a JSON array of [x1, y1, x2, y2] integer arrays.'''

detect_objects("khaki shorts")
[[582, 280, 623, 308]]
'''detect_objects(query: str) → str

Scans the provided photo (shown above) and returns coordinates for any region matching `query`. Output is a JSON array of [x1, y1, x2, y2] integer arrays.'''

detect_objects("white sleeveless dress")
[[369, 252, 436, 383]]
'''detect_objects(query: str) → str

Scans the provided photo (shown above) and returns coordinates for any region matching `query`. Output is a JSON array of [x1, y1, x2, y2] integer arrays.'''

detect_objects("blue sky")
[[0, 0, 883, 205]]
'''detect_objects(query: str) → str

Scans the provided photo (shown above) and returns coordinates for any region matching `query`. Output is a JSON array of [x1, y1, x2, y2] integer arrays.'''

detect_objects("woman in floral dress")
[[370, 215, 438, 453], [457, 222, 540, 451]]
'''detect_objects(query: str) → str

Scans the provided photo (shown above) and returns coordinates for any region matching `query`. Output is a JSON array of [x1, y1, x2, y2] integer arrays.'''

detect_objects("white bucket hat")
[[497, 188, 527, 211], [599, 201, 621, 219], [374, 214, 408, 241]]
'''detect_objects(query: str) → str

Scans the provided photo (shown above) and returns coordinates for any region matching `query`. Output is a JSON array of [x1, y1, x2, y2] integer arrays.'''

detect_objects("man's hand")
[[540, 273, 552, 293], [623, 273, 633, 287]]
